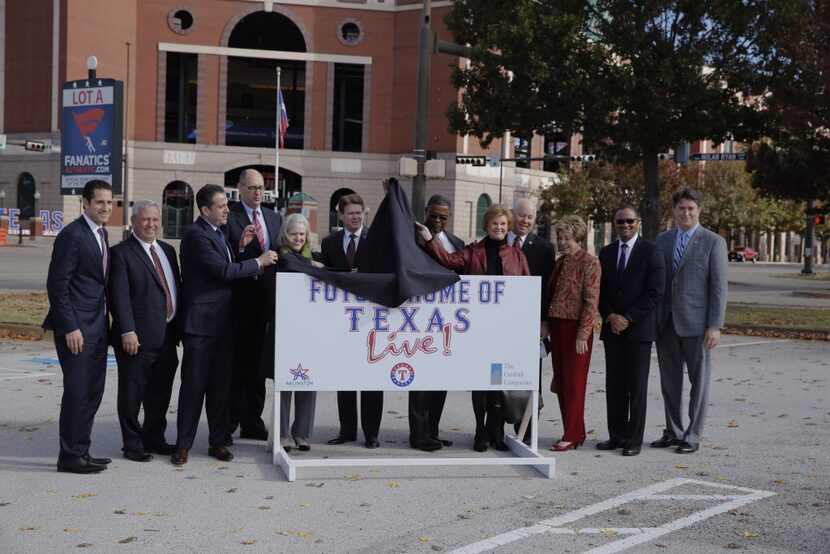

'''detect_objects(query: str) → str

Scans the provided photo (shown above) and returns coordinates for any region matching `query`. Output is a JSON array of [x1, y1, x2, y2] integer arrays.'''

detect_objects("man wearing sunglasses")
[[597, 205, 665, 456]]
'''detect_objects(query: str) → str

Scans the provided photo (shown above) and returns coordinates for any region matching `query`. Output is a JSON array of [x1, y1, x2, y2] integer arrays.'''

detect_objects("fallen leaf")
[[727, 543, 742, 549], [276, 531, 292, 536], [773, 479, 785, 484], [226, 488, 237, 493], [370, 468, 381, 473], [419, 537, 432, 542], [64, 528, 79, 532], [242, 538, 256, 545], [132, 511, 148, 516], [20, 525, 40, 531], [0, 502, 10, 507], [740, 531, 759, 539], [114, 509, 127, 514], [728, 420, 739, 428], [186, 475, 198, 479], [717, 476, 730, 481], [73, 493, 97, 499], [345, 474, 361, 482], [118, 536, 137, 544], [297, 531, 311, 538], [674, 465, 689, 469], [618, 509, 631, 515], [521, 495, 536, 500], [386, 482, 400, 488], [431, 546, 445, 552], [155, 513, 167, 517], [298, 502, 311, 508], [259, 505, 271, 510], [77, 543, 94, 548], [600, 530, 617, 537], [19, 426, 39, 432], [264, 496, 274, 500]]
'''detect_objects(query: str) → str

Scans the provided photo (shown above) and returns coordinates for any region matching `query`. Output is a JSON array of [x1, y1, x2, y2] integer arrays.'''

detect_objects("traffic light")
[[455, 155, 486, 166], [25, 140, 46, 152], [814, 214, 826, 225]]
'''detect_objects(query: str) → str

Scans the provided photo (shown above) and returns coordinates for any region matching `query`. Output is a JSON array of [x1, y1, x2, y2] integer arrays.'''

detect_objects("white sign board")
[[274, 274, 540, 392]]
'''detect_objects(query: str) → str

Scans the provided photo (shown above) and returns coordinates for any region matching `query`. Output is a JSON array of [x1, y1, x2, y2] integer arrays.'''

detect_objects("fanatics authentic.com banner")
[[274, 274, 540, 392]]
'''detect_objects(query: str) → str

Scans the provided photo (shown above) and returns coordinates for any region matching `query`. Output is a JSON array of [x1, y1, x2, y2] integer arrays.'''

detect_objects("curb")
[[724, 324, 830, 341]]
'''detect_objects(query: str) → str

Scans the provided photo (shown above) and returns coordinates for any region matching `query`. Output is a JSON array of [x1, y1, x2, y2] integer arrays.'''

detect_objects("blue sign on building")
[[60, 78, 123, 195]]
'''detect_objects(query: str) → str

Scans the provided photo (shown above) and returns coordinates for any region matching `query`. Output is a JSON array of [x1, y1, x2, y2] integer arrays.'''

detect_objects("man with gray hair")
[[109, 200, 182, 462]]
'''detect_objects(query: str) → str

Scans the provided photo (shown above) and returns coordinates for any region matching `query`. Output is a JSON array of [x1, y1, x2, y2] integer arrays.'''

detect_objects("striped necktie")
[[673, 232, 689, 271]]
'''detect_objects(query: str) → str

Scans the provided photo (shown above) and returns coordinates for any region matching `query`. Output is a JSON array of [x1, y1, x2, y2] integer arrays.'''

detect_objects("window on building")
[[514, 135, 531, 169], [475, 194, 491, 238], [332, 64, 365, 152], [164, 53, 198, 143], [163, 181, 193, 239]]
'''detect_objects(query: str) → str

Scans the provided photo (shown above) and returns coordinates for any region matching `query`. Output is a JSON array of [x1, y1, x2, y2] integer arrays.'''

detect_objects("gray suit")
[[655, 225, 728, 446]]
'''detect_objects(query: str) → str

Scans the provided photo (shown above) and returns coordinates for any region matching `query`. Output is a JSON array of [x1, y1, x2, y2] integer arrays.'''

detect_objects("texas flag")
[[277, 89, 289, 148]]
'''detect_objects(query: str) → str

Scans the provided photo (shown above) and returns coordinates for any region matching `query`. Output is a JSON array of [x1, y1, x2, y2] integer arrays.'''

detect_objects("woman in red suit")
[[418, 204, 530, 452], [546, 215, 601, 452]]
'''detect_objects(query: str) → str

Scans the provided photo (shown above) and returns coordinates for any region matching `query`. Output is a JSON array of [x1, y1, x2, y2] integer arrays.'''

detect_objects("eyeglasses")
[[615, 218, 638, 225], [241, 184, 264, 192]]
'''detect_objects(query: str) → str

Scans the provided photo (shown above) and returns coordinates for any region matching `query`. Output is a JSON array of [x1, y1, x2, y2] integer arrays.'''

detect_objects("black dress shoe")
[[171, 448, 188, 465], [433, 438, 453, 447], [208, 445, 234, 461], [145, 443, 176, 456], [622, 444, 642, 456], [650, 435, 680, 448], [676, 441, 699, 454], [411, 440, 442, 452], [365, 437, 380, 449], [123, 450, 153, 462], [327, 435, 356, 445], [240, 428, 268, 441], [596, 439, 623, 451], [82, 454, 111, 465], [57, 457, 106, 474]]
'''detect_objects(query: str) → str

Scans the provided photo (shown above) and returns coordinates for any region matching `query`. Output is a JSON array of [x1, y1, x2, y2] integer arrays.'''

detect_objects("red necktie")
[[513, 235, 522, 249], [252, 209, 266, 251], [150, 245, 174, 320], [346, 234, 357, 268]]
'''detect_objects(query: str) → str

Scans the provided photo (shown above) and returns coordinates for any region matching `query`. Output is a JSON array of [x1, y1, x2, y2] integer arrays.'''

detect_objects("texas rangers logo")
[[71, 108, 106, 152], [289, 364, 310, 381], [390, 362, 415, 387]]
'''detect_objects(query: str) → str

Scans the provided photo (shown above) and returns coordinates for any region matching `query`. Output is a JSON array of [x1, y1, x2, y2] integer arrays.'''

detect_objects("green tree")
[[446, 0, 768, 239]]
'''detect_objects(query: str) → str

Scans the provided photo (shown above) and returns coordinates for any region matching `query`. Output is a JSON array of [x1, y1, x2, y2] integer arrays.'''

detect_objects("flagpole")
[[275, 66, 281, 209]]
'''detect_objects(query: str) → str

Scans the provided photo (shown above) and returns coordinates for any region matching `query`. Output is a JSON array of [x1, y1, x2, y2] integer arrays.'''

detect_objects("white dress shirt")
[[342, 225, 364, 253], [617, 234, 638, 270], [435, 231, 458, 253], [133, 233, 178, 322]]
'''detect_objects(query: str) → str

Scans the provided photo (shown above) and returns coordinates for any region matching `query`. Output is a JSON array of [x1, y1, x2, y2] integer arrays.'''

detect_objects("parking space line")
[[450, 478, 774, 554]]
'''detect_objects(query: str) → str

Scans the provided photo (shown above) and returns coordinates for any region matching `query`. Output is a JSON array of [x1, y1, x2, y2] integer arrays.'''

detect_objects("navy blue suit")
[[43, 216, 109, 462], [175, 217, 260, 450], [598, 237, 665, 446], [108, 235, 181, 453], [224, 202, 282, 438]]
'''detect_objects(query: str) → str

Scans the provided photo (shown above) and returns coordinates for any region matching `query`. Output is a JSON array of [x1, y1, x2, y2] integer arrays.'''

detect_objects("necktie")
[[346, 233, 357, 268], [252, 209, 266, 251], [150, 245, 174, 320], [216, 228, 231, 261], [617, 242, 628, 282], [513, 235, 522, 249], [673, 232, 688, 271], [98, 227, 108, 279]]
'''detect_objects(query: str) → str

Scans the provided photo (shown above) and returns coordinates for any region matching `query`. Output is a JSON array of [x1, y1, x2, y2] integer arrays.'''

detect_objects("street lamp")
[[33, 191, 41, 240]]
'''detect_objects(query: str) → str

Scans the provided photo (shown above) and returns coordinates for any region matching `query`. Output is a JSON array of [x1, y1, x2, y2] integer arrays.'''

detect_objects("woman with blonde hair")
[[417, 204, 530, 452], [546, 215, 601, 452]]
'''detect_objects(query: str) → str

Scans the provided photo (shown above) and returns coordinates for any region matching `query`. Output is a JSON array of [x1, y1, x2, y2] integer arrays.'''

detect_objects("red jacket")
[[425, 237, 530, 276]]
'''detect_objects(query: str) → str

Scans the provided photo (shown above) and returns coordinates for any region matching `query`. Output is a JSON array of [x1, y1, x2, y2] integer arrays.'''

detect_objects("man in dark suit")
[[507, 198, 556, 443], [597, 205, 665, 456], [109, 200, 181, 462], [225, 169, 283, 442], [320, 193, 383, 448], [43, 179, 113, 474], [652, 188, 727, 454], [408, 194, 464, 451], [171, 184, 279, 465]]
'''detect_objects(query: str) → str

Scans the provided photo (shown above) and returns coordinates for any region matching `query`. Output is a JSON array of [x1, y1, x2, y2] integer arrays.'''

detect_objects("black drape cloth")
[[279, 180, 459, 308]]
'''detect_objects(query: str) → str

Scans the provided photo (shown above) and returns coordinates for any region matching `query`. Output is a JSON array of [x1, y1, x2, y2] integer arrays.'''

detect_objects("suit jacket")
[[656, 225, 728, 337], [425, 238, 531, 277], [179, 217, 261, 337], [320, 228, 368, 270], [520, 232, 556, 320], [598, 237, 665, 342], [43, 216, 109, 339], [108, 235, 181, 350], [224, 202, 283, 304]]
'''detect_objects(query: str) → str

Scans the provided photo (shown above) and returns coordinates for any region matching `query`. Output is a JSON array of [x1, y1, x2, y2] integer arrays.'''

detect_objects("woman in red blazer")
[[418, 204, 530, 452], [546, 215, 601, 452]]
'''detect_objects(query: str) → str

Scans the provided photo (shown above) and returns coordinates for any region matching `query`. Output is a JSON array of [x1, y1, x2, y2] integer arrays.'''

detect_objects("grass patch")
[[782, 272, 830, 282], [726, 303, 830, 331], [0, 292, 49, 326]]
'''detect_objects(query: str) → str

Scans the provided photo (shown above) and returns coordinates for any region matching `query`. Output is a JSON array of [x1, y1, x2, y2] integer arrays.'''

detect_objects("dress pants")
[[336, 391, 383, 440], [408, 391, 447, 445], [176, 334, 234, 449], [55, 333, 108, 461], [602, 336, 651, 446], [549, 317, 593, 443], [230, 312, 267, 436], [280, 391, 317, 439], [656, 315, 711, 446], [115, 324, 178, 452]]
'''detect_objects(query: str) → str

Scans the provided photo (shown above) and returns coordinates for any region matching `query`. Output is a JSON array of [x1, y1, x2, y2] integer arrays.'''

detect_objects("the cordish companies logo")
[[390, 362, 415, 387], [490, 363, 503, 385], [286, 363, 313, 387]]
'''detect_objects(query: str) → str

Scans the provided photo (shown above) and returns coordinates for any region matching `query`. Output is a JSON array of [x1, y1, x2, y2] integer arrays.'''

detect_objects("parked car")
[[728, 246, 757, 262]]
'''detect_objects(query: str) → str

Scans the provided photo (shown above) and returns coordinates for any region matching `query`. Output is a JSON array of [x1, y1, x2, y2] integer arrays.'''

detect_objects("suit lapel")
[[129, 235, 165, 290], [199, 217, 230, 260], [676, 227, 702, 273], [78, 217, 105, 278], [160, 242, 181, 293]]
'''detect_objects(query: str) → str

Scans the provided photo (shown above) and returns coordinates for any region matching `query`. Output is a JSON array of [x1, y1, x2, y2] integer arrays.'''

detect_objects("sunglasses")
[[615, 218, 638, 225]]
